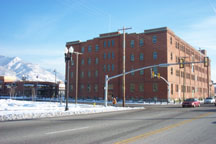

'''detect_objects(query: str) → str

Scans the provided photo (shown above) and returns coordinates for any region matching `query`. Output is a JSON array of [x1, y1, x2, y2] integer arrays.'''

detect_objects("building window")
[[107, 64, 110, 72], [71, 59, 74, 66], [88, 45, 92, 52], [81, 47, 85, 53], [71, 72, 74, 78], [139, 39, 144, 47], [130, 54, 135, 61], [87, 84, 91, 92], [140, 70, 144, 75], [88, 71, 91, 78], [104, 41, 106, 48], [170, 37, 172, 45], [139, 84, 144, 92], [108, 40, 111, 47], [95, 45, 99, 52], [81, 72, 84, 78], [140, 53, 144, 61], [94, 84, 98, 92], [103, 65, 106, 72], [152, 35, 157, 44], [88, 58, 91, 65], [112, 40, 115, 47], [171, 67, 173, 75], [111, 64, 114, 71], [170, 52, 173, 60], [95, 57, 99, 64], [104, 53, 106, 59], [108, 84, 113, 90], [176, 84, 179, 92], [153, 52, 157, 60], [81, 84, 84, 91], [130, 40, 134, 48], [130, 83, 135, 92], [70, 84, 73, 92], [81, 59, 84, 65], [95, 70, 98, 77], [131, 67, 135, 76], [108, 52, 111, 59], [153, 83, 158, 92], [112, 52, 115, 59]]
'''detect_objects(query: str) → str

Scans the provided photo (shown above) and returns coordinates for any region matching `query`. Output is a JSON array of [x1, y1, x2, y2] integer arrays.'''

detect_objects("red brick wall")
[[66, 27, 210, 101]]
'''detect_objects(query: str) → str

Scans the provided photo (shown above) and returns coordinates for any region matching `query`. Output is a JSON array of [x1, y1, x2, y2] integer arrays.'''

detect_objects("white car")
[[204, 97, 215, 104]]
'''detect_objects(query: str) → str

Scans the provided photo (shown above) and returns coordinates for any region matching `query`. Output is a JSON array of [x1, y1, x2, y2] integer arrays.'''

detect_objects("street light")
[[64, 47, 74, 111]]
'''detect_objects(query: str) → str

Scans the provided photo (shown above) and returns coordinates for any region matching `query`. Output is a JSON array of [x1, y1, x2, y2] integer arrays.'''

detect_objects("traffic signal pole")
[[104, 60, 208, 107]]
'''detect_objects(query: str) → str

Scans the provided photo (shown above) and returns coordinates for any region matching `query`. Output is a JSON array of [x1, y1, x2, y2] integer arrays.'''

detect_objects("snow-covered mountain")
[[0, 55, 64, 82]]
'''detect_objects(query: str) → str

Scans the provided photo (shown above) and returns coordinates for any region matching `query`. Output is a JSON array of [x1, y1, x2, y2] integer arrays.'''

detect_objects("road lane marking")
[[45, 126, 89, 135], [114, 112, 213, 144]]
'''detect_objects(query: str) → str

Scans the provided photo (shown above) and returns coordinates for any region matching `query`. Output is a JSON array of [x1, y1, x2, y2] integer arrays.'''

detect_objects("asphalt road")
[[0, 104, 216, 144]]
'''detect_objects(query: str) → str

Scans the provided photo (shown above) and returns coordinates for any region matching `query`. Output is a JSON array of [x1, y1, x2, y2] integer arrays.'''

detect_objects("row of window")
[[80, 36, 157, 54], [174, 40, 202, 61], [129, 83, 158, 92], [71, 67, 146, 79], [70, 83, 158, 93], [70, 84, 98, 93], [72, 52, 157, 66], [70, 83, 207, 95], [175, 85, 208, 93], [103, 52, 115, 59], [175, 70, 207, 82], [81, 45, 99, 53]]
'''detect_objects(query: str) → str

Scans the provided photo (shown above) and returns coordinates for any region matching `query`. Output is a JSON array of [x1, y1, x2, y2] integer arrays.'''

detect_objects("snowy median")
[[0, 99, 144, 121]]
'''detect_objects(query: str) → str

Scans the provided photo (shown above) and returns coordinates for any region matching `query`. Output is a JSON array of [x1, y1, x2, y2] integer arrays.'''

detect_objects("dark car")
[[182, 98, 200, 108]]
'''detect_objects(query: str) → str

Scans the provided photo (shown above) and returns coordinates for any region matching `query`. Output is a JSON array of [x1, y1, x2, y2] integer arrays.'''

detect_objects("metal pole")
[[55, 70, 56, 99], [104, 75, 108, 107], [65, 57, 69, 111], [122, 27, 126, 107], [75, 53, 79, 104], [207, 65, 210, 97], [168, 83, 170, 102], [183, 63, 186, 101]]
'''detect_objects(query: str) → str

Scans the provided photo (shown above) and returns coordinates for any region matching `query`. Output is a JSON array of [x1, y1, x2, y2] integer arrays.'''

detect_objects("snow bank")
[[0, 99, 144, 121]]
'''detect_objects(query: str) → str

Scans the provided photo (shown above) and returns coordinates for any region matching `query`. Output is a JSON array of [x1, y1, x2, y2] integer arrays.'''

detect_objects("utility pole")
[[118, 26, 132, 107], [74, 52, 82, 104], [207, 65, 210, 97]]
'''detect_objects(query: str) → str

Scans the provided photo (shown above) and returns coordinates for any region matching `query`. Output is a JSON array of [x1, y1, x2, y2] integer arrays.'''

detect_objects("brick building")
[[0, 76, 63, 99], [65, 27, 211, 101]]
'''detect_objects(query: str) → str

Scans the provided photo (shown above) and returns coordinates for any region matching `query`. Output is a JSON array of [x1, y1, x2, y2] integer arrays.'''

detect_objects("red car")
[[182, 98, 200, 108]]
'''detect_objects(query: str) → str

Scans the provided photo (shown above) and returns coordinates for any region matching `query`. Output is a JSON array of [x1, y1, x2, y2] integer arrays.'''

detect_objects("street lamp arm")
[[73, 52, 83, 55]]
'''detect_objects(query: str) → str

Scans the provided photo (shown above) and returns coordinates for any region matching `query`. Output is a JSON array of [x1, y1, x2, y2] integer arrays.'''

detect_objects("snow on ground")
[[0, 99, 144, 121]]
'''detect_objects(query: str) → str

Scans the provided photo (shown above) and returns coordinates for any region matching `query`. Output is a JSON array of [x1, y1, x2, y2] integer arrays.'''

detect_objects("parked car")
[[182, 98, 200, 108], [204, 97, 215, 104]]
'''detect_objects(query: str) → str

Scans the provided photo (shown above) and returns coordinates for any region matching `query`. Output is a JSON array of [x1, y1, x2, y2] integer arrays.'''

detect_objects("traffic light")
[[179, 58, 184, 68], [204, 57, 209, 67], [157, 73, 160, 79]]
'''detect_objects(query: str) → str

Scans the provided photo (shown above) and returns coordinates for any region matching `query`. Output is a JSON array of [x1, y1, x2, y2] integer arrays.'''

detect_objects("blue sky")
[[0, 0, 216, 82]]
